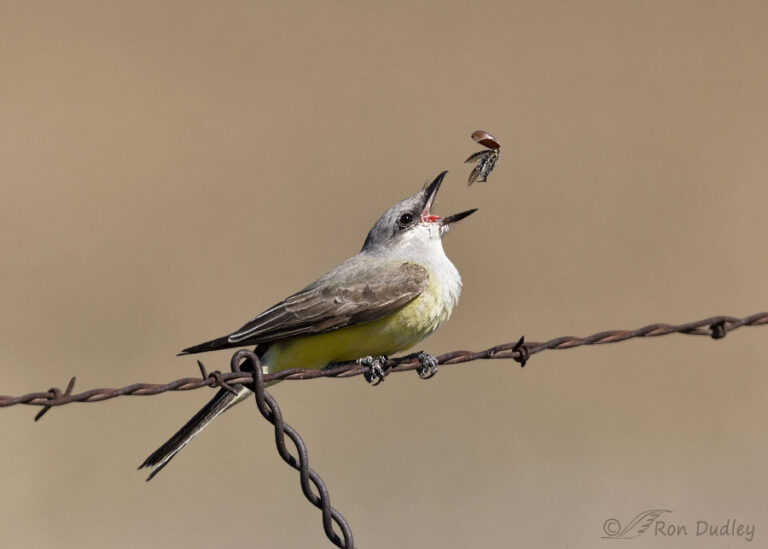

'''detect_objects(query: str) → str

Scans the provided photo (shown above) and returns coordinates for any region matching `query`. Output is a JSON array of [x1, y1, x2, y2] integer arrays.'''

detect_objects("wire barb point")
[[34, 376, 76, 421], [197, 360, 239, 396], [709, 320, 727, 339], [512, 336, 529, 367]]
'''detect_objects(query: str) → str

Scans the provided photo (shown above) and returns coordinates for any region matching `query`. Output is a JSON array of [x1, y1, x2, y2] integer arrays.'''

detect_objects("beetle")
[[465, 130, 501, 185]]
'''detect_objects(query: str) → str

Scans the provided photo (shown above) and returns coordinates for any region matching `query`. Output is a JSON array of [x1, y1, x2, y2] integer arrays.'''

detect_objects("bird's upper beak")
[[420, 171, 478, 226]]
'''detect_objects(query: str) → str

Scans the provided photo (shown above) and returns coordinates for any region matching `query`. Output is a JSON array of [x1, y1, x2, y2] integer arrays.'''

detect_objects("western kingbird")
[[140, 171, 476, 479]]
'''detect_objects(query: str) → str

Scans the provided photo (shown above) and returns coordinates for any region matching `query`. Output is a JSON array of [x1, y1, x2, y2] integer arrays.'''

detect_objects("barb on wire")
[[2, 311, 767, 549]]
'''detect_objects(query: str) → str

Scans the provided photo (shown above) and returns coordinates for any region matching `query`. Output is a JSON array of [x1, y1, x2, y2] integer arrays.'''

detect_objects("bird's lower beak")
[[441, 208, 478, 225]]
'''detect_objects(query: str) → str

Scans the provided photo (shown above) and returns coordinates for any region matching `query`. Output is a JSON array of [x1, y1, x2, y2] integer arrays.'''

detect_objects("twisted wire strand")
[[231, 349, 354, 549], [2, 312, 765, 409]]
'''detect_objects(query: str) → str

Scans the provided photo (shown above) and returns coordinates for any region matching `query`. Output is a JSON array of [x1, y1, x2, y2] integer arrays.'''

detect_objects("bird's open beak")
[[420, 171, 477, 226]]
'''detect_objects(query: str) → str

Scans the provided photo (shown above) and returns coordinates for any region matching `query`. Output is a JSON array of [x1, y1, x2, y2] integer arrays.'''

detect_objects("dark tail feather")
[[177, 334, 239, 356], [139, 385, 247, 480]]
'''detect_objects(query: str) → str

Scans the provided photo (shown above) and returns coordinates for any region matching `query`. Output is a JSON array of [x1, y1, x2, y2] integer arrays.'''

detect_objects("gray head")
[[361, 171, 477, 253]]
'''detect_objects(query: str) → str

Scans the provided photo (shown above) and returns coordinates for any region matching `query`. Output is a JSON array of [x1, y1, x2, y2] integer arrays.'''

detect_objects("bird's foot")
[[416, 351, 439, 379], [358, 355, 388, 385]]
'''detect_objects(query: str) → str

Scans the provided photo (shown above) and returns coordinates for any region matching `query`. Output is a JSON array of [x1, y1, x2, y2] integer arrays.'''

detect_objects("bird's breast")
[[263, 263, 462, 372]]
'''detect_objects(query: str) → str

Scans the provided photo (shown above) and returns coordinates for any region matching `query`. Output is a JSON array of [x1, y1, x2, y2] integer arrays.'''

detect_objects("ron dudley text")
[[655, 518, 755, 542]]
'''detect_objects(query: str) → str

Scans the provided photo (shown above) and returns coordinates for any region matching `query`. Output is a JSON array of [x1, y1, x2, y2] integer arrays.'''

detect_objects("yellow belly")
[[262, 278, 451, 372]]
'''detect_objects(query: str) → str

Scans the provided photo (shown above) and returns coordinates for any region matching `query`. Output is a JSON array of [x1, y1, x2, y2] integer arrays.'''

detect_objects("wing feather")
[[226, 260, 428, 345]]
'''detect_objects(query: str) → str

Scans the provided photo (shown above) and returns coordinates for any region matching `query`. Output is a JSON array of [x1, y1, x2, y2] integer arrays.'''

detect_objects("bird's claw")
[[358, 355, 388, 385], [416, 351, 439, 379]]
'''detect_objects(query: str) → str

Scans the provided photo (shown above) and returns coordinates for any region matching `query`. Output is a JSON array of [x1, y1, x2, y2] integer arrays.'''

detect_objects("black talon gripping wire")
[[230, 349, 355, 549]]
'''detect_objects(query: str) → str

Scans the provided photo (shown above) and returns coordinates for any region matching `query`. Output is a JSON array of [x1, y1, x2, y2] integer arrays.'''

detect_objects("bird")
[[139, 171, 476, 480]]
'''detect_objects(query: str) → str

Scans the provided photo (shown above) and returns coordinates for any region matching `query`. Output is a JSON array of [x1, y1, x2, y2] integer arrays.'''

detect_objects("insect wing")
[[467, 165, 481, 185], [465, 150, 493, 163], [471, 130, 500, 150]]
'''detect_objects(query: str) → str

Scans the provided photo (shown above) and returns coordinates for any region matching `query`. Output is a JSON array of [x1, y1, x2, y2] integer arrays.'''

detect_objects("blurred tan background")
[[2, 1, 767, 547]]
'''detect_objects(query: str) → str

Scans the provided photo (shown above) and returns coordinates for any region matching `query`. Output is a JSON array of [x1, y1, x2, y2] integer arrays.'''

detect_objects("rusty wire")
[[2, 311, 767, 548], [231, 349, 354, 548], [2, 312, 766, 410]]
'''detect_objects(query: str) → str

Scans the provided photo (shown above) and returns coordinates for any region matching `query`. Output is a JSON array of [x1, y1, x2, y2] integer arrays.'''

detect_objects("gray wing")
[[227, 260, 428, 344]]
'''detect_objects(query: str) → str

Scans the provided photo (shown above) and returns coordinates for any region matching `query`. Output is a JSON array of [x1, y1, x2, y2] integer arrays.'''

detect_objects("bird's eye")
[[398, 213, 414, 226]]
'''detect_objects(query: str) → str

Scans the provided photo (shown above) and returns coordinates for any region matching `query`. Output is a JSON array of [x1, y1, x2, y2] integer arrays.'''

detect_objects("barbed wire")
[[2, 312, 765, 411], [2, 311, 767, 548]]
